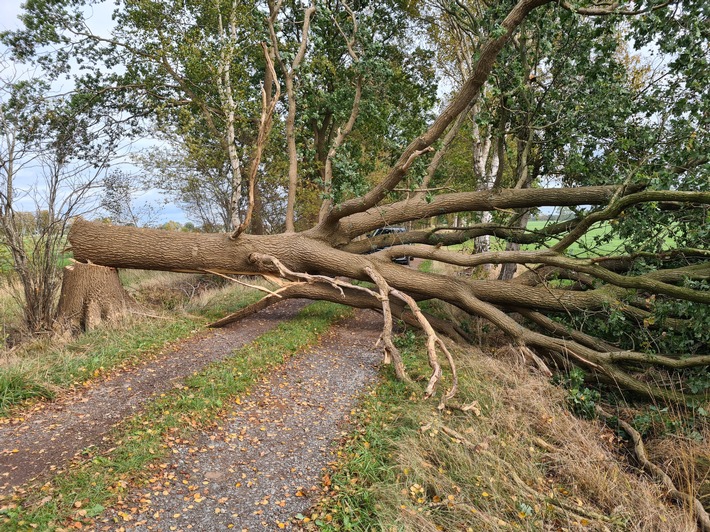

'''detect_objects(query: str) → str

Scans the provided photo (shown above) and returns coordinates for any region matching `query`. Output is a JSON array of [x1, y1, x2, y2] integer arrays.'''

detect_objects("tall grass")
[[0, 281, 21, 345], [308, 333, 699, 531]]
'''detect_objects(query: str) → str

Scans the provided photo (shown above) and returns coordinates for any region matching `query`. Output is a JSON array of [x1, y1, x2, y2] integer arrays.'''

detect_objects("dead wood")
[[597, 407, 710, 532]]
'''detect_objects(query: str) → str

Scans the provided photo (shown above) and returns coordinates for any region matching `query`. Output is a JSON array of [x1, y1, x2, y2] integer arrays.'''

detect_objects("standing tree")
[[0, 66, 114, 333]]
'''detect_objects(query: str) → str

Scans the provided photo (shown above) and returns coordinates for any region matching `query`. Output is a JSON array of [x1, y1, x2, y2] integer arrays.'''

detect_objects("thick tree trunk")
[[63, 215, 710, 403], [65, 219, 617, 315], [56, 262, 135, 333]]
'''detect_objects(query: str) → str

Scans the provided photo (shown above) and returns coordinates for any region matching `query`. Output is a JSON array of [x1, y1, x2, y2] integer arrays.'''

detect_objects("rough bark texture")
[[64, 212, 710, 404], [56, 262, 135, 332]]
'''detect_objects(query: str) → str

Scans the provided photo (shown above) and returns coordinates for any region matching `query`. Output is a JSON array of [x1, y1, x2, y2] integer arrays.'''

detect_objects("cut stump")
[[56, 262, 135, 333]]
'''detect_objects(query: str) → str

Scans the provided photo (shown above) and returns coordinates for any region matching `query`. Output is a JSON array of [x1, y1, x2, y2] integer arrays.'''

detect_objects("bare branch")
[[268, 1, 316, 232], [560, 0, 673, 16], [334, 186, 704, 241], [248, 252, 378, 300], [389, 286, 458, 407], [419, 100, 476, 192], [318, 78, 363, 221], [231, 43, 281, 238], [364, 266, 408, 381], [317, 2, 363, 222], [202, 269, 284, 298], [377, 245, 710, 304]]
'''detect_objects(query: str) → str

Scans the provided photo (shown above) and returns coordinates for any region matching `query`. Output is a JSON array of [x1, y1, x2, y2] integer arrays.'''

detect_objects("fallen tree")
[[66, 175, 710, 404], [28, 0, 704, 405]]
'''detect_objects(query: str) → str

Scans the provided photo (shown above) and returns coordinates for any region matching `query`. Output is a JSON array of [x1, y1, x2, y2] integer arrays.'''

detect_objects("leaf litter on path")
[[98, 309, 382, 531], [0, 300, 310, 495]]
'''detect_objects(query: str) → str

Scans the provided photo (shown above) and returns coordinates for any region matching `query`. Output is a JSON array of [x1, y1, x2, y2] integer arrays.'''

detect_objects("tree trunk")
[[251, 184, 266, 235], [63, 219, 618, 314], [56, 262, 135, 333], [498, 211, 531, 280], [63, 210, 710, 404]]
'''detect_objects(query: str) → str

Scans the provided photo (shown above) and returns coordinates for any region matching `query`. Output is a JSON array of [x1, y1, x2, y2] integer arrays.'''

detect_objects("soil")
[[99, 309, 382, 531], [0, 299, 311, 495]]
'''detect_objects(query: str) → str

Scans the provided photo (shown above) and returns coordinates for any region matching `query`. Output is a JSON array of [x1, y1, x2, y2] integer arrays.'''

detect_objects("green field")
[[523, 219, 625, 257], [452, 220, 626, 258], [0, 240, 73, 274]]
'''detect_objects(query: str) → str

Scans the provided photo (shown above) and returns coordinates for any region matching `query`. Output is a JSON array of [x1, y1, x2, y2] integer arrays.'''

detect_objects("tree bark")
[[64, 219, 636, 315], [64, 208, 709, 404], [56, 262, 135, 333]]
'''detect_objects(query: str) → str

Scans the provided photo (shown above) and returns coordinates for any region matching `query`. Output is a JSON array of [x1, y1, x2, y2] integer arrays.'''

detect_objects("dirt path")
[[98, 309, 382, 531], [0, 299, 310, 495]]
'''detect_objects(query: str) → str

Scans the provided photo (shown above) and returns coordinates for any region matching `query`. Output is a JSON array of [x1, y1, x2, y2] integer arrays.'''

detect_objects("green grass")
[[417, 259, 433, 273], [523, 220, 624, 257], [0, 239, 72, 275], [0, 317, 199, 417], [0, 301, 351, 530], [444, 220, 626, 259], [0, 278, 269, 417], [0, 370, 56, 410]]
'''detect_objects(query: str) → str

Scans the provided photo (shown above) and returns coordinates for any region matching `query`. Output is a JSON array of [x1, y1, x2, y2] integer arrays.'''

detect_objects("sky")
[[1, 0, 189, 225], [0, 2, 22, 33]]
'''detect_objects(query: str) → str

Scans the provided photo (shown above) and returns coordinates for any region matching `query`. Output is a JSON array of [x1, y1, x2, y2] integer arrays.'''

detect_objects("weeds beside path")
[[0, 299, 309, 495]]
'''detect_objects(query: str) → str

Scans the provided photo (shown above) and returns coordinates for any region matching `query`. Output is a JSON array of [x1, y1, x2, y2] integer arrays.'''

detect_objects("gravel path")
[[98, 309, 382, 531], [0, 299, 310, 495]]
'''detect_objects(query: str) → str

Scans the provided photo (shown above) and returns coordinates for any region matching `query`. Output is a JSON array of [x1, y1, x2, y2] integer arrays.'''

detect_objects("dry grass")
[[320, 340, 701, 531], [648, 431, 710, 510], [119, 269, 269, 318]]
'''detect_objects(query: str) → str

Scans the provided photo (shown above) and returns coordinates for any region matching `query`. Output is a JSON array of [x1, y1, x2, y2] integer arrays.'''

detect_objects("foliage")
[[630, 406, 686, 439], [552, 368, 601, 420], [560, 278, 710, 370], [1, 0, 436, 232]]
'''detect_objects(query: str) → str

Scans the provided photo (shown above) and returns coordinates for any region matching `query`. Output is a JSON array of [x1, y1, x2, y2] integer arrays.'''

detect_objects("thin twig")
[[202, 269, 284, 298]]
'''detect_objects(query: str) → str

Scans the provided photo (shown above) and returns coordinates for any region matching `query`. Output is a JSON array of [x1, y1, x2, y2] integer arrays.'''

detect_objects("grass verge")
[[0, 301, 351, 530], [0, 318, 198, 416], [0, 278, 266, 417], [304, 333, 698, 531]]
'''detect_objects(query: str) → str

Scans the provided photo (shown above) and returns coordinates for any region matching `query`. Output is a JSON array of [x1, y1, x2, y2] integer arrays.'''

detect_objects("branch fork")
[[365, 266, 458, 408]]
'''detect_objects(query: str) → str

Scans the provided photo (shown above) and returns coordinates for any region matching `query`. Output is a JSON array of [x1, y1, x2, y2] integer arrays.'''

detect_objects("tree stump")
[[56, 262, 135, 333]]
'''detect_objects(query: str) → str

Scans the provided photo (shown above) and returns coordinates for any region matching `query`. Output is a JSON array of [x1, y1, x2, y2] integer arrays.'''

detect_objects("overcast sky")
[[0, 2, 22, 33]]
